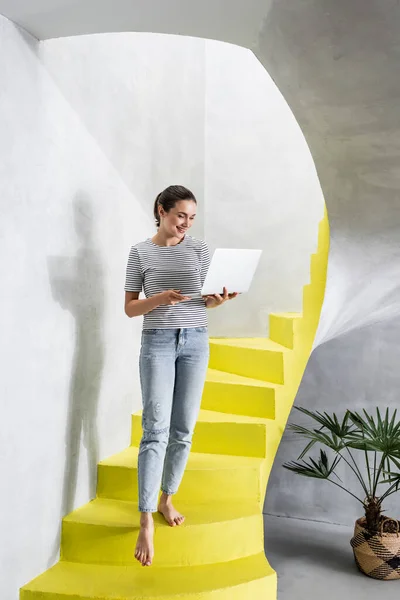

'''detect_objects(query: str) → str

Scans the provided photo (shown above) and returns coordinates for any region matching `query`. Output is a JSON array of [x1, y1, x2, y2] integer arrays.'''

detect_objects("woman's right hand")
[[157, 289, 191, 305]]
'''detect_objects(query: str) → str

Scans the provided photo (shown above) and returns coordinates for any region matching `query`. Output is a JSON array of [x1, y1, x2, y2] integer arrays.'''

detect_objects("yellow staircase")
[[20, 211, 329, 600]]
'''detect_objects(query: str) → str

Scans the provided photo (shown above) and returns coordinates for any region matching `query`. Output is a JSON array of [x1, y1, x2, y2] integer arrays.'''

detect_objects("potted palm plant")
[[283, 407, 400, 580]]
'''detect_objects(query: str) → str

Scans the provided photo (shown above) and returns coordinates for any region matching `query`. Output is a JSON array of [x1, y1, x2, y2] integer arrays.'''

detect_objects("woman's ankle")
[[159, 491, 173, 505], [140, 512, 154, 527]]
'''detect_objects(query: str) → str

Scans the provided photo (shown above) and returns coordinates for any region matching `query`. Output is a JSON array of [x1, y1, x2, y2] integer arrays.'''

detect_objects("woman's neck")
[[151, 230, 185, 247]]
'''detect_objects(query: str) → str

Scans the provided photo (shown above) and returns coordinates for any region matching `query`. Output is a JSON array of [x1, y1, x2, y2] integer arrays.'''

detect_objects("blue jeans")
[[138, 327, 210, 512]]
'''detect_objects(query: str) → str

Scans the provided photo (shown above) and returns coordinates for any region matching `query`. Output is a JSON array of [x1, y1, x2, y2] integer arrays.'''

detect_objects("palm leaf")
[[348, 408, 400, 455], [381, 455, 400, 484], [381, 473, 400, 485], [288, 423, 347, 454], [298, 439, 318, 460], [283, 450, 342, 479], [294, 407, 355, 438]]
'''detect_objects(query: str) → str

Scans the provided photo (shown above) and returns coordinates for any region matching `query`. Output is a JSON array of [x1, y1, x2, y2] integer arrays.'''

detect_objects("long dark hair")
[[153, 185, 197, 228]]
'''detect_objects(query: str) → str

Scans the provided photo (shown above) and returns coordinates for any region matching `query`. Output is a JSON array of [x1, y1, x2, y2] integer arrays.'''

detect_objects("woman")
[[124, 185, 237, 567]]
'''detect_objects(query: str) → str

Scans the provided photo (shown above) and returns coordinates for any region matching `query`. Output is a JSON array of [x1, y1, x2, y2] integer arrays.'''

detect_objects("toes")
[[159, 505, 185, 527]]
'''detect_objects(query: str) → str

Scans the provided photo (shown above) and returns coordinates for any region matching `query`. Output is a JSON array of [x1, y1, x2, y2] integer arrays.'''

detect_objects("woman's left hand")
[[203, 287, 239, 309]]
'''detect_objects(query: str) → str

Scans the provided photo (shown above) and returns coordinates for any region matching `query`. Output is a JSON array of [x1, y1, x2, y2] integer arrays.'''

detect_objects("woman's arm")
[[125, 291, 162, 318], [125, 290, 190, 317]]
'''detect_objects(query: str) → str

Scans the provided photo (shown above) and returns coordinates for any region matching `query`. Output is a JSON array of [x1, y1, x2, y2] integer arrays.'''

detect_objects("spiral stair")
[[20, 210, 329, 600]]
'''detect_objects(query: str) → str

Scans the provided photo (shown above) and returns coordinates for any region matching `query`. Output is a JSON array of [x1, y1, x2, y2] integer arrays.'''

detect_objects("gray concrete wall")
[[256, 0, 400, 525], [265, 317, 400, 525]]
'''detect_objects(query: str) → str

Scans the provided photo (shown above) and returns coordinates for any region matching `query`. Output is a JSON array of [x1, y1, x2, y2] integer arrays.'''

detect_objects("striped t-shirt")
[[124, 235, 211, 329]]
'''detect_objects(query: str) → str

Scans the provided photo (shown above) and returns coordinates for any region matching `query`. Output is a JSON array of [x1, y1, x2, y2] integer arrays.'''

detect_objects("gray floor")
[[264, 514, 400, 599]]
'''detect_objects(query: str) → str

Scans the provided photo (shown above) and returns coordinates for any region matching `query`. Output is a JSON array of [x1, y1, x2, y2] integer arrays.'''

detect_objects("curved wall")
[[0, 23, 206, 598], [256, 0, 400, 524], [205, 39, 324, 336], [0, 16, 323, 599], [39, 31, 324, 340], [2, 0, 399, 576]]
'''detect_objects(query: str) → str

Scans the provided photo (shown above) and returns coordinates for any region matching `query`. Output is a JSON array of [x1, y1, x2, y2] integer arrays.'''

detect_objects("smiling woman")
[[153, 185, 197, 233], [124, 185, 211, 330], [123, 183, 238, 566]]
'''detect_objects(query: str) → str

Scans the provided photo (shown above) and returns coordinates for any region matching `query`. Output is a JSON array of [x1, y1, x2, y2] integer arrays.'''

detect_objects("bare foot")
[[134, 513, 154, 566], [158, 493, 185, 527]]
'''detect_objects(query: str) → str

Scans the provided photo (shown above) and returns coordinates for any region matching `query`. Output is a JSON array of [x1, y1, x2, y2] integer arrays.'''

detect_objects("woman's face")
[[160, 199, 197, 238]]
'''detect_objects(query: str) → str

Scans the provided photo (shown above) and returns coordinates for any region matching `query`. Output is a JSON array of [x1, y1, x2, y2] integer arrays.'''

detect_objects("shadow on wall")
[[46, 193, 105, 566], [37, 33, 206, 227]]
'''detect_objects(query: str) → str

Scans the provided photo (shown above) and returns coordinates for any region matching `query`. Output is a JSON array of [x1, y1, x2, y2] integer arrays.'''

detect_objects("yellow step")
[[60, 498, 264, 567], [208, 338, 288, 384], [131, 410, 271, 458], [98, 446, 265, 504], [303, 283, 325, 317], [310, 252, 327, 287], [268, 312, 302, 349], [317, 215, 330, 254], [20, 553, 276, 600], [202, 368, 278, 418]]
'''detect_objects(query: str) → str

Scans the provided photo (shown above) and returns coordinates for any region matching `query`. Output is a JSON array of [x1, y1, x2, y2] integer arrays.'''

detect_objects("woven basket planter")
[[351, 517, 400, 580]]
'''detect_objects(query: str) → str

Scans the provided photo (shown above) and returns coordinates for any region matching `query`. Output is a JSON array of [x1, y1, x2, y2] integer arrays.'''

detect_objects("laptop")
[[189, 248, 262, 298]]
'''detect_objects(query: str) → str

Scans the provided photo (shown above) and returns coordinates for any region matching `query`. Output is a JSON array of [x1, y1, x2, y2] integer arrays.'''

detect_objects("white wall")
[[204, 40, 324, 337], [1, 18, 323, 600], [0, 21, 205, 599], [40, 32, 206, 238]]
